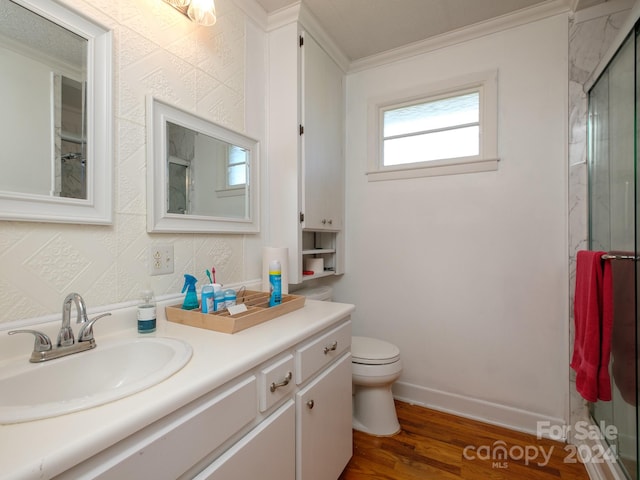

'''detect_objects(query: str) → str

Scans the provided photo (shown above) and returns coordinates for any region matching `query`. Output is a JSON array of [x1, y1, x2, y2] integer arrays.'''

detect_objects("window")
[[214, 145, 247, 200], [227, 145, 247, 188], [368, 70, 498, 181]]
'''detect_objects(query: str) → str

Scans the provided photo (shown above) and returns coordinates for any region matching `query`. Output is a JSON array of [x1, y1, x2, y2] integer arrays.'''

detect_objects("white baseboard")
[[392, 381, 565, 437]]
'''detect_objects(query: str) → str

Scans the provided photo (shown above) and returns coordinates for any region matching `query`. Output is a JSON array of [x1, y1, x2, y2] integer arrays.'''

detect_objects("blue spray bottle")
[[182, 274, 199, 310]]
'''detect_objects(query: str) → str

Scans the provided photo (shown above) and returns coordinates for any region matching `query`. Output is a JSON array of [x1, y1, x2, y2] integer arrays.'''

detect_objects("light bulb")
[[187, 0, 216, 26]]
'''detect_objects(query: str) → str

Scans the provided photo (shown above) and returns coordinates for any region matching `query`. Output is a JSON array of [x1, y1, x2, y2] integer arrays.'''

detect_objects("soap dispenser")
[[137, 290, 156, 333]]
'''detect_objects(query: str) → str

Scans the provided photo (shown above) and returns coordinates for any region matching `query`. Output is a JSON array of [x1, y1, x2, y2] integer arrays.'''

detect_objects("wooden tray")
[[165, 290, 306, 334]]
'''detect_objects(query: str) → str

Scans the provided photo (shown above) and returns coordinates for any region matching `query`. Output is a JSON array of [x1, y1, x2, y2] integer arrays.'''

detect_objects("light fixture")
[[163, 0, 216, 27]]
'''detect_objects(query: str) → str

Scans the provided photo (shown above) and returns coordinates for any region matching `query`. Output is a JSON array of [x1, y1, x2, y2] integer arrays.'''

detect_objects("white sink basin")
[[0, 337, 192, 424]]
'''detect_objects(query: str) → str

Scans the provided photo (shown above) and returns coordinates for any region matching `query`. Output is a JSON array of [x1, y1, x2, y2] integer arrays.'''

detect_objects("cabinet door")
[[296, 353, 352, 480], [302, 32, 344, 231], [196, 400, 295, 480]]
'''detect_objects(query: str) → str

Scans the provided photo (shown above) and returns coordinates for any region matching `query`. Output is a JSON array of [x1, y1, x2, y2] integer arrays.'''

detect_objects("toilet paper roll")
[[262, 247, 289, 294], [304, 257, 324, 274]]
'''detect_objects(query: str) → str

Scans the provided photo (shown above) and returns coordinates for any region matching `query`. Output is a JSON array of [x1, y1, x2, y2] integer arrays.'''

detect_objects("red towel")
[[571, 250, 612, 402]]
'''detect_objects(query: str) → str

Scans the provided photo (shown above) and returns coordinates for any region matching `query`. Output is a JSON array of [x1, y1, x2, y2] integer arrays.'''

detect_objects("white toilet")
[[351, 336, 402, 436], [295, 287, 402, 436]]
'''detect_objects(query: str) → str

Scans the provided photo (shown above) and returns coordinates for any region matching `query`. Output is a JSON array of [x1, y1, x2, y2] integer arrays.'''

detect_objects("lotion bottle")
[[137, 290, 156, 334]]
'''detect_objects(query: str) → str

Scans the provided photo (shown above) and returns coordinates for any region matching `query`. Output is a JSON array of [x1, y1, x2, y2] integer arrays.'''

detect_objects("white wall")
[[0, 47, 52, 195], [336, 14, 570, 432], [0, 0, 267, 323]]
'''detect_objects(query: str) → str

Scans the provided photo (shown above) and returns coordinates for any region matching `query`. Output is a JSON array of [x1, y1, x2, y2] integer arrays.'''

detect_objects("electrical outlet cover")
[[149, 245, 174, 275]]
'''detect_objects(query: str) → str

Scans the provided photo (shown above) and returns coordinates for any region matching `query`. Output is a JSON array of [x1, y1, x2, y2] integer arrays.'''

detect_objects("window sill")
[[366, 157, 499, 182], [215, 187, 246, 198]]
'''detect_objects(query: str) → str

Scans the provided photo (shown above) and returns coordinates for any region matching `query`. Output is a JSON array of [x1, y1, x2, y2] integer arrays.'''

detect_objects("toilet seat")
[[352, 336, 400, 365]]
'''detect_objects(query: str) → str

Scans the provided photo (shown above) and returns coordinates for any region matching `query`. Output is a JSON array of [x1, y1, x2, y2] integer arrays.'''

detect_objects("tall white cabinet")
[[268, 21, 345, 285]]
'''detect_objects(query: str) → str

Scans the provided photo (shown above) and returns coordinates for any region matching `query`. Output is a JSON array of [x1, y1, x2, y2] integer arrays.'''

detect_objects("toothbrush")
[[211, 266, 216, 284], [206, 269, 213, 284]]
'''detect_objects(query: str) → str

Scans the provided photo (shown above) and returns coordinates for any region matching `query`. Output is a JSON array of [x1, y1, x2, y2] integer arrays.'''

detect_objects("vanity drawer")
[[195, 400, 295, 480], [258, 354, 295, 412], [295, 320, 351, 385], [60, 376, 258, 479]]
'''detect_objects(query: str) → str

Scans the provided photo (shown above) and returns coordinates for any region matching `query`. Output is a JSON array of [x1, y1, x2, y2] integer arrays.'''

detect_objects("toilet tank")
[[295, 286, 332, 301]]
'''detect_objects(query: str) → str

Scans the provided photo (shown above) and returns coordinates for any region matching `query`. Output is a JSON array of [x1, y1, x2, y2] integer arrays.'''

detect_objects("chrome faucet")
[[58, 292, 89, 347], [8, 293, 111, 363]]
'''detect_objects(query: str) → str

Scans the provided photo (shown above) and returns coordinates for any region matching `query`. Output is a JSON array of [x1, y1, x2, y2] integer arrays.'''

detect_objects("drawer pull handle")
[[307, 400, 315, 409], [323, 341, 338, 355], [270, 371, 292, 392]]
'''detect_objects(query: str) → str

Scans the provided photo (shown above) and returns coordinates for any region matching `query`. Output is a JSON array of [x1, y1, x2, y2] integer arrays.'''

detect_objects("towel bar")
[[601, 254, 638, 261]]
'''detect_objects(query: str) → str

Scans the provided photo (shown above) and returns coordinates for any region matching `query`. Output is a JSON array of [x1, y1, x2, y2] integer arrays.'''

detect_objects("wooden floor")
[[339, 401, 590, 480]]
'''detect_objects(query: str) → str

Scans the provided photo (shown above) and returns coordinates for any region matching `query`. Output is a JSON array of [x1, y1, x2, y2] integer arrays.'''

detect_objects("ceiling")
[[0, 0, 86, 71], [254, 0, 608, 62]]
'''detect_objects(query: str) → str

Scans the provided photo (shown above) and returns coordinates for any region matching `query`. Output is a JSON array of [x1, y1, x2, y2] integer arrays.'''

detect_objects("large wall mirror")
[[0, 0, 112, 224], [147, 97, 260, 233]]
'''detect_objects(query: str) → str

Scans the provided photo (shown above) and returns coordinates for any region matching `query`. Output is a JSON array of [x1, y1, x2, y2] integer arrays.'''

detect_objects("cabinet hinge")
[[299, 124, 304, 136], [299, 35, 304, 47], [299, 212, 304, 223]]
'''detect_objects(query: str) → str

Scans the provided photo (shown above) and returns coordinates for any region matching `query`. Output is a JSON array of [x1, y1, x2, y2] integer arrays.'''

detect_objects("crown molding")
[[255, 0, 349, 72], [232, 0, 269, 30], [265, 1, 301, 30], [237, 0, 587, 75], [297, 3, 349, 72], [349, 0, 572, 73]]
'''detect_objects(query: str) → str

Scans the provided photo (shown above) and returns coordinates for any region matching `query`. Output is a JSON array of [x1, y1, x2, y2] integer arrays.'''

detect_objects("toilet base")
[[352, 384, 401, 436]]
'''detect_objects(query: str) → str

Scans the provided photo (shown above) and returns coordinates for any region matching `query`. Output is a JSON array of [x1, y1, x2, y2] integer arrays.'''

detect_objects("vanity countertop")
[[0, 299, 355, 480]]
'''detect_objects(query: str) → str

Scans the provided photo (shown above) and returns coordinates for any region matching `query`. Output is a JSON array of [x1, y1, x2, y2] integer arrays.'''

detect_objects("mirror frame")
[[146, 96, 260, 234], [0, 0, 113, 224]]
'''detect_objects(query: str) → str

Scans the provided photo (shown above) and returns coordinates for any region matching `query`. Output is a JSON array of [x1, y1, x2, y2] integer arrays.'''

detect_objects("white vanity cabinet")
[[55, 316, 353, 480], [268, 21, 345, 284]]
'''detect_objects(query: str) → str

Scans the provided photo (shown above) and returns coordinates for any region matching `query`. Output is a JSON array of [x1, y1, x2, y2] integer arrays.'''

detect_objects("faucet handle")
[[57, 325, 74, 348], [78, 313, 111, 342], [8, 329, 53, 353]]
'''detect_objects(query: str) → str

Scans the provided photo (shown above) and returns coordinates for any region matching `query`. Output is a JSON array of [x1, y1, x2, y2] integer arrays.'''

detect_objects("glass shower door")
[[588, 30, 638, 480]]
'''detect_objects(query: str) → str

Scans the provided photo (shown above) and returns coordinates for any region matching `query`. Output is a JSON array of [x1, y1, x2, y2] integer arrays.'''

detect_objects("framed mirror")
[[0, 0, 112, 224], [147, 97, 260, 234]]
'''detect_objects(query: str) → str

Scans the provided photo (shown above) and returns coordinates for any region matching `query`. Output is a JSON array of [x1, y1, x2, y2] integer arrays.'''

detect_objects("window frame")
[[226, 144, 248, 189], [367, 70, 499, 181]]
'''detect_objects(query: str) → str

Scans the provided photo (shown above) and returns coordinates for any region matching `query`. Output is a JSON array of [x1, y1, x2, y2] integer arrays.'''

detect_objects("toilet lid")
[[351, 336, 400, 365]]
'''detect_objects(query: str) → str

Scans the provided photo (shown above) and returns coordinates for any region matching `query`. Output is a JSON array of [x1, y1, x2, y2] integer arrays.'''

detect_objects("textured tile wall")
[[0, 0, 249, 323]]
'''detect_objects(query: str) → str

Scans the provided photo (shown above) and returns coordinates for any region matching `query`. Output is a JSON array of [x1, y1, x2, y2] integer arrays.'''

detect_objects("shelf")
[[302, 248, 336, 255], [302, 270, 335, 282]]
